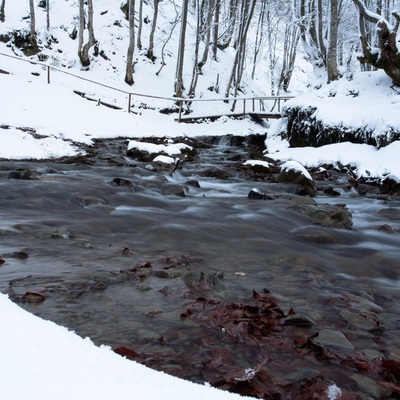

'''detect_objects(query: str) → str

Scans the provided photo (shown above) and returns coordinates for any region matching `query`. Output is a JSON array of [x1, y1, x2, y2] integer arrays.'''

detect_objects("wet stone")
[[248, 188, 272, 200], [377, 208, 400, 221], [378, 224, 397, 234], [112, 177, 133, 187], [323, 186, 341, 196], [185, 179, 201, 188], [346, 293, 383, 313], [283, 314, 315, 328], [290, 204, 353, 229], [313, 329, 355, 351], [340, 309, 383, 331], [351, 374, 393, 399], [160, 183, 186, 197], [8, 168, 41, 180]]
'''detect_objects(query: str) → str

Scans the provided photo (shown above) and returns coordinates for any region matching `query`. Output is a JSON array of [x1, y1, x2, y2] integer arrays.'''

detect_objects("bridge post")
[[128, 93, 132, 113], [47, 66, 50, 84], [243, 99, 246, 116], [178, 100, 183, 122]]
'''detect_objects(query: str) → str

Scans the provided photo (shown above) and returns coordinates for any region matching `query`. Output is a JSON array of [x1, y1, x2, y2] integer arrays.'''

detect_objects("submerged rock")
[[313, 329, 355, 351], [290, 204, 353, 229]]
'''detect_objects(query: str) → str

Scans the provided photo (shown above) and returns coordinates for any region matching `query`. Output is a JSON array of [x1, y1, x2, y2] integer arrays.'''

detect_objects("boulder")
[[277, 161, 316, 196]]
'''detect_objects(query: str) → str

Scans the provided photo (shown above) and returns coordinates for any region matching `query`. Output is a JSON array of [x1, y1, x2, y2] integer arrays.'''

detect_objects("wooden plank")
[[176, 112, 281, 123]]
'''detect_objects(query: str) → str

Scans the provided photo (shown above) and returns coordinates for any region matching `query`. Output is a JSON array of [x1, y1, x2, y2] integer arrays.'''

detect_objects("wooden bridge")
[[0, 52, 294, 123], [175, 96, 294, 123]]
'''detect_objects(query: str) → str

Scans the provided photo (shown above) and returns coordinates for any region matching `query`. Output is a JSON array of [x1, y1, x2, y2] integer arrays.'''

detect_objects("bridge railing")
[[0, 51, 293, 122]]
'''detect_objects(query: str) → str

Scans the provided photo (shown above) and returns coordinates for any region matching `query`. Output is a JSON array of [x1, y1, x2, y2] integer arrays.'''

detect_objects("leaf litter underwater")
[[1, 137, 400, 399]]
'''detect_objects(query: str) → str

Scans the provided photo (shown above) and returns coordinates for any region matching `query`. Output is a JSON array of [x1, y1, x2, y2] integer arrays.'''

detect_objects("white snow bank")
[[0, 293, 249, 400], [0, 127, 79, 159]]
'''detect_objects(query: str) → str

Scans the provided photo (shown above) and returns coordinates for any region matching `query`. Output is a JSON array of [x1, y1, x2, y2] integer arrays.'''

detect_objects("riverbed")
[[1, 136, 399, 398]]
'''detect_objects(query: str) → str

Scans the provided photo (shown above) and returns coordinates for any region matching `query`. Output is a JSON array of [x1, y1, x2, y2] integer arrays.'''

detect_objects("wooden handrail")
[[0, 51, 294, 118]]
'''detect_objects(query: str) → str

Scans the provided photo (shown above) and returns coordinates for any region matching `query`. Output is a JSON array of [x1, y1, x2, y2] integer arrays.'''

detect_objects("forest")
[[0, 0, 399, 98]]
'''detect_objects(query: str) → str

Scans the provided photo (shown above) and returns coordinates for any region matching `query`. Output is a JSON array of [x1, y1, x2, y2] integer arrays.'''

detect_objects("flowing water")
[[0, 137, 399, 397]]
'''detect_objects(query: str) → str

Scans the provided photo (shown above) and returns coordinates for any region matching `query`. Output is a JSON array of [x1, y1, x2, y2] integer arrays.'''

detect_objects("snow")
[[280, 160, 313, 181], [0, 293, 248, 400], [0, 1, 400, 399], [266, 70, 400, 183], [127, 140, 192, 156], [243, 160, 270, 168], [153, 154, 176, 164], [326, 384, 342, 400]]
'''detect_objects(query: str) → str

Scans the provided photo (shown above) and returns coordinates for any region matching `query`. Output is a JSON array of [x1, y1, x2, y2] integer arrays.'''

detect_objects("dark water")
[[1, 138, 399, 396]]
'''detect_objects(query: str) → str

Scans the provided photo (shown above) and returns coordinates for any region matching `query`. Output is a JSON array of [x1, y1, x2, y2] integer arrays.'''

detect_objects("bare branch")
[[392, 10, 400, 32], [351, 0, 381, 24]]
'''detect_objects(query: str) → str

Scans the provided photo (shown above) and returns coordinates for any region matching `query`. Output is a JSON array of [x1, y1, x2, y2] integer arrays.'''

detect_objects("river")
[[0, 136, 399, 398]]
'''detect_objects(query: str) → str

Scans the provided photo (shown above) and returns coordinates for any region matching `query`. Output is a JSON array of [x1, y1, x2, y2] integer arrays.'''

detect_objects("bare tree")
[[225, 0, 256, 107], [218, 0, 239, 50], [211, 0, 220, 60], [352, 0, 400, 85], [278, 22, 300, 92], [199, 0, 213, 68], [327, 0, 339, 82], [46, 0, 50, 30], [251, 0, 267, 80], [29, 0, 38, 49], [78, 0, 96, 67], [125, 0, 136, 85], [188, 0, 202, 97], [174, 0, 189, 97], [137, 0, 143, 50], [0, 0, 5, 22], [146, 0, 160, 60]]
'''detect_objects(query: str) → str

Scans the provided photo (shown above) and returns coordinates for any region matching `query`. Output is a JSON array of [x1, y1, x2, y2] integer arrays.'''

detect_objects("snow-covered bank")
[[266, 125, 400, 183], [266, 70, 400, 183], [0, 293, 249, 400]]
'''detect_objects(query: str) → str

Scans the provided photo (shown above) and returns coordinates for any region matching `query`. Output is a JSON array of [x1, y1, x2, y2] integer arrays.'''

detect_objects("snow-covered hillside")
[[0, 0, 310, 99]]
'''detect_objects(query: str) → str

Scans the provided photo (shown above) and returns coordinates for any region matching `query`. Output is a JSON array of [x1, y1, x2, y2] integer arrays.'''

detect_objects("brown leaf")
[[23, 291, 46, 303]]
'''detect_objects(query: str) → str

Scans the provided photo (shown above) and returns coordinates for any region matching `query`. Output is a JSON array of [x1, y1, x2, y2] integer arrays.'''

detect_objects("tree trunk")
[[298, 0, 326, 82], [211, 0, 220, 60], [146, 0, 159, 60], [278, 23, 300, 93], [251, 0, 266, 79], [218, 0, 238, 50], [0, 0, 6, 22], [225, 0, 256, 105], [29, 0, 38, 49], [199, 0, 213, 68], [78, 0, 96, 67], [188, 0, 202, 97], [316, 0, 326, 60], [327, 0, 339, 82], [137, 0, 143, 50], [78, 0, 85, 60], [174, 0, 188, 98], [46, 0, 50, 30], [352, 0, 400, 85], [125, 0, 136, 85]]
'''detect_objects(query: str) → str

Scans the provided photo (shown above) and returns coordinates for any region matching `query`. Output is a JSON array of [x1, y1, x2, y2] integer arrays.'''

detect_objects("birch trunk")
[[146, 0, 159, 60], [125, 0, 136, 85], [0, 0, 5, 23], [29, 0, 38, 49], [174, 0, 188, 98], [327, 0, 339, 82]]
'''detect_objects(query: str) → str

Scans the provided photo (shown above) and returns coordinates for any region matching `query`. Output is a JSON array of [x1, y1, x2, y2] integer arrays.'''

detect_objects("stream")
[[1, 136, 400, 398]]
